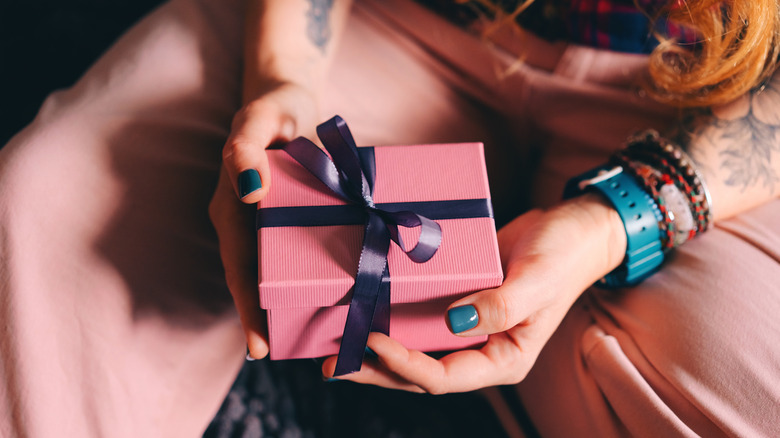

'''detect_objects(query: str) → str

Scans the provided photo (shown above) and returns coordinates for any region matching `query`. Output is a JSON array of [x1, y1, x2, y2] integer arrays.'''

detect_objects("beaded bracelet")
[[609, 154, 677, 249], [624, 130, 713, 231], [617, 147, 706, 234], [563, 130, 713, 287], [607, 130, 712, 251], [610, 152, 699, 250]]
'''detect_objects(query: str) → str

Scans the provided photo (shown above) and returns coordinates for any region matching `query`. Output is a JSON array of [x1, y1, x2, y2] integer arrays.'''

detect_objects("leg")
[[0, 0, 247, 435]]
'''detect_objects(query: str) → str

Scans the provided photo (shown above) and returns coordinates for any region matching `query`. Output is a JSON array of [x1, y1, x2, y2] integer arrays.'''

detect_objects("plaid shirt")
[[417, 0, 697, 54], [563, 0, 696, 52]]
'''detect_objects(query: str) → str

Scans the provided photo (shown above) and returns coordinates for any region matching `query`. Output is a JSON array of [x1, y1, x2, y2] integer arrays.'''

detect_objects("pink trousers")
[[1, 0, 778, 436]]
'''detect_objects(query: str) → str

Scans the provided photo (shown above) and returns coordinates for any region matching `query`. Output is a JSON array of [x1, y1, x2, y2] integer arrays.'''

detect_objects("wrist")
[[241, 74, 318, 106], [563, 165, 665, 287], [559, 193, 627, 280]]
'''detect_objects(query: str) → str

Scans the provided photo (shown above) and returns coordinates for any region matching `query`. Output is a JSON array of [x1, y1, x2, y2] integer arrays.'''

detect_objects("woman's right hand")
[[209, 81, 318, 359]]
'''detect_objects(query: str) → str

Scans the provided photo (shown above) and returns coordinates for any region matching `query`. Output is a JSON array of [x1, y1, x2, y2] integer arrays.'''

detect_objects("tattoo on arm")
[[679, 75, 780, 193], [306, 0, 335, 53]]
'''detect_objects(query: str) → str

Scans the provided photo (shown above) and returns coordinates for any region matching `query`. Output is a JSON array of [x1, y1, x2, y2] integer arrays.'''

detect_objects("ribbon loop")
[[279, 116, 443, 376], [381, 210, 442, 263], [317, 116, 375, 206]]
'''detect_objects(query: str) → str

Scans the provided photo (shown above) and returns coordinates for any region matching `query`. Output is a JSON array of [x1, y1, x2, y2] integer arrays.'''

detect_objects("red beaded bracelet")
[[608, 130, 713, 250]]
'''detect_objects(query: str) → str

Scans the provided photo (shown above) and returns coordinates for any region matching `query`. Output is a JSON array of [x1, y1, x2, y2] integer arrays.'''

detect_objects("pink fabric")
[[1, 0, 778, 437], [259, 143, 501, 359]]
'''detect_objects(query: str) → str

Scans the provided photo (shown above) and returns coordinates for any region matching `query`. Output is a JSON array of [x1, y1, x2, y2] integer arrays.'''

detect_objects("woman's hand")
[[321, 194, 626, 392], [210, 0, 352, 360], [209, 82, 318, 360]]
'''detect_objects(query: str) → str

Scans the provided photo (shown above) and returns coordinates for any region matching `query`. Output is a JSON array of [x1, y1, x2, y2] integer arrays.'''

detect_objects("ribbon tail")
[[333, 213, 391, 376], [371, 265, 391, 335]]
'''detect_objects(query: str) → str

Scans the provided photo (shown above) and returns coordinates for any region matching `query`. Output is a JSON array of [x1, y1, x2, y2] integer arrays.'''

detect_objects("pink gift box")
[[258, 142, 503, 360]]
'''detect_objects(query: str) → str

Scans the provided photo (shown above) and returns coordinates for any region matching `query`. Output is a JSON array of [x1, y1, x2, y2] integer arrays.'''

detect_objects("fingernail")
[[447, 305, 479, 334], [246, 346, 255, 361], [324, 377, 341, 383], [238, 169, 262, 199], [364, 346, 377, 359]]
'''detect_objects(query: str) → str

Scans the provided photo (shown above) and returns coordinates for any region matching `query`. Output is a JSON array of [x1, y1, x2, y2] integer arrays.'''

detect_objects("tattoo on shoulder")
[[306, 0, 335, 53], [680, 74, 780, 193]]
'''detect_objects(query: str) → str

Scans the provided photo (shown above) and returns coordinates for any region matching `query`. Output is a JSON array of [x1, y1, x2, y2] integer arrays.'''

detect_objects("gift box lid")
[[258, 142, 503, 309]]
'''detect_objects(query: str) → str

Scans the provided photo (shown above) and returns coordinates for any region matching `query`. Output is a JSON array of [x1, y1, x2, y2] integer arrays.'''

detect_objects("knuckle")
[[506, 365, 532, 385], [208, 201, 224, 229], [422, 381, 446, 395], [231, 103, 263, 129], [221, 138, 253, 163], [223, 269, 242, 294], [502, 350, 534, 385], [208, 189, 234, 226], [486, 291, 514, 332], [419, 367, 449, 395], [207, 197, 224, 225], [207, 199, 217, 223]]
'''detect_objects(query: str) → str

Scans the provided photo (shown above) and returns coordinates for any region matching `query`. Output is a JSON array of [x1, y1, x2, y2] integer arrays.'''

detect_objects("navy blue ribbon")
[[257, 116, 491, 376]]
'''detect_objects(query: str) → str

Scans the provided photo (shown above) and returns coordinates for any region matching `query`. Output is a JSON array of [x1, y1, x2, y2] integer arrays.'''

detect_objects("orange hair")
[[472, 0, 780, 107]]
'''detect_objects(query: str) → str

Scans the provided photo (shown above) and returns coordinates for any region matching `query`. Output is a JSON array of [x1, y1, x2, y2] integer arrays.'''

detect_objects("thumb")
[[444, 198, 626, 337], [444, 274, 535, 336], [444, 210, 549, 336], [445, 240, 598, 336], [222, 103, 296, 204]]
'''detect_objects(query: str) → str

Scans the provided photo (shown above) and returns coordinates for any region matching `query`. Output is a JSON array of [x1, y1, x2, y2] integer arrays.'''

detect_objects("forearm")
[[672, 72, 780, 221], [568, 71, 780, 283], [243, 0, 353, 101]]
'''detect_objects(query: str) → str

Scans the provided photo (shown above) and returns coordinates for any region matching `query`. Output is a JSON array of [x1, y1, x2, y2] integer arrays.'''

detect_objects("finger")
[[320, 352, 425, 393], [359, 333, 526, 393], [222, 101, 296, 204], [209, 167, 269, 358], [445, 274, 541, 338]]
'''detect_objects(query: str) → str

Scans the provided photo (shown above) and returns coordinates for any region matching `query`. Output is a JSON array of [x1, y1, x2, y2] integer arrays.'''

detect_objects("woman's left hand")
[[321, 194, 626, 393]]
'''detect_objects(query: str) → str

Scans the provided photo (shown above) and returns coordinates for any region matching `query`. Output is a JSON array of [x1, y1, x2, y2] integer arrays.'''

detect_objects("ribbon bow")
[[281, 116, 442, 375]]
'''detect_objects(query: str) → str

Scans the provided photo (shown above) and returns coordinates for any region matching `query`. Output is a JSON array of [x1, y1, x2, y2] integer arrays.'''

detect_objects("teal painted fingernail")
[[448, 305, 478, 334], [365, 346, 377, 359], [238, 169, 262, 198]]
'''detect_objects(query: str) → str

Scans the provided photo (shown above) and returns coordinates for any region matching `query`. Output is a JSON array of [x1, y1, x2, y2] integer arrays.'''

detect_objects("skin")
[[209, 0, 353, 359], [209, 0, 780, 392]]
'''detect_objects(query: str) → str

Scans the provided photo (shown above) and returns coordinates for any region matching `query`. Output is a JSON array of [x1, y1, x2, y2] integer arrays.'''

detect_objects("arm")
[[241, 0, 352, 103], [322, 71, 780, 392], [210, 0, 352, 359], [674, 72, 780, 221], [225, 0, 353, 204]]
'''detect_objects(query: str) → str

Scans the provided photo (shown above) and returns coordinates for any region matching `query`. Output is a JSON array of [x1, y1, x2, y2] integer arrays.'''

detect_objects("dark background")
[[0, 0, 166, 145]]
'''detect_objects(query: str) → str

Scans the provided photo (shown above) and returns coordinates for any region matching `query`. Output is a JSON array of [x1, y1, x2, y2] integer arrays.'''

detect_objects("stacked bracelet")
[[609, 155, 683, 249], [563, 130, 713, 287], [614, 130, 713, 249]]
